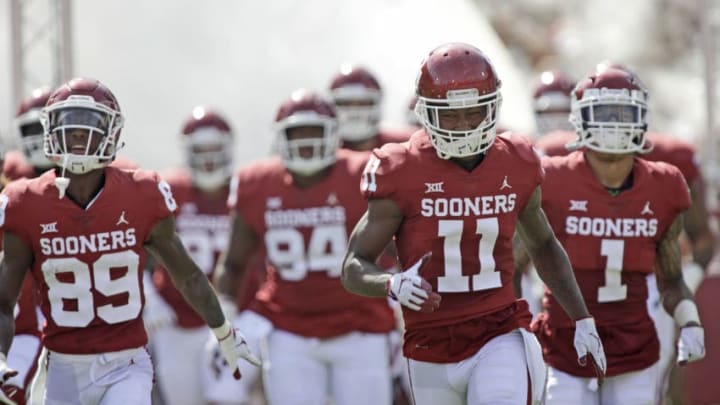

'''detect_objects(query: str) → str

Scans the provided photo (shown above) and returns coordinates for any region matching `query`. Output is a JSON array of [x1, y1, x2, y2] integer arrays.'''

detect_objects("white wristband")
[[673, 299, 701, 328], [211, 320, 232, 341]]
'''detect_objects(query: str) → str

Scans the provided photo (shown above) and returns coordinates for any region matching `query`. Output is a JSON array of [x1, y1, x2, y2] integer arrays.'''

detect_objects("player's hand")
[[0, 354, 18, 405], [573, 317, 606, 385], [212, 321, 261, 380], [677, 326, 705, 366], [387, 253, 441, 313]]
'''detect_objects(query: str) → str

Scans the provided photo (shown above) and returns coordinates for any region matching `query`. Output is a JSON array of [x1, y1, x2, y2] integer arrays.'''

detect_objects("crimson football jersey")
[[534, 131, 701, 184], [363, 130, 542, 363], [230, 149, 395, 339], [537, 151, 691, 377], [0, 167, 177, 354], [152, 168, 230, 328]]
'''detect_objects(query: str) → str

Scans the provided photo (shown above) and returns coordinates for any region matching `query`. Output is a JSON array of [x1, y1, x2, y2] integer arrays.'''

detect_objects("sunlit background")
[[2, 0, 715, 173]]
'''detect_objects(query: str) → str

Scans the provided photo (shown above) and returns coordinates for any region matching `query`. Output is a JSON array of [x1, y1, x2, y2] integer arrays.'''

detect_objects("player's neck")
[[33, 166, 51, 178], [584, 151, 634, 189], [290, 166, 332, 189], [195, 184, 227, 198], [61, 168, 106, 208], [341, 137, 377, 152], [451, 153, 485, 171]]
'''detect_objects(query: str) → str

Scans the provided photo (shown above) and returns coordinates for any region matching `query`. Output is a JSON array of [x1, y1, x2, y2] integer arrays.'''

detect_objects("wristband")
[[673, 299, 701, 327], [211, 320, 232, 341]]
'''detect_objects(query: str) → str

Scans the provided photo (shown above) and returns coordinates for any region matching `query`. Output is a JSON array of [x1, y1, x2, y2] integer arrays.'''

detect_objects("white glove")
[[573, 318, 606, 381], [387, 253, 440, 313], [142, 272, 176, 335], [673, 299, 705, 365], [212, 320, 261, 380], [677, 326, 705, 365], [0, 354, 18, 405]]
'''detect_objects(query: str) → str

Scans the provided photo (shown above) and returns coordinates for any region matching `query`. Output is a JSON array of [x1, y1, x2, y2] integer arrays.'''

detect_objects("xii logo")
[[40, 222, 58, 234], [425, 182, 444, 194]]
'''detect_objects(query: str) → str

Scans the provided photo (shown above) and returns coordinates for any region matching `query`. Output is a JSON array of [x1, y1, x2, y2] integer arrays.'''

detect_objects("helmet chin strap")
[[54, 154, 71, 199]]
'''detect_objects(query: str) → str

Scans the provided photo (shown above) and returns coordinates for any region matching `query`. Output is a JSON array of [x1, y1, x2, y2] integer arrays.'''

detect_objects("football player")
[[535, 67, 705, 404], [329, 63, 412, 404], [213, 89, 396, 405], [142, 106, 238, 405], [341, 42, 605, 405], [533, 62, 715, 402], [0, 78, 258, 405]]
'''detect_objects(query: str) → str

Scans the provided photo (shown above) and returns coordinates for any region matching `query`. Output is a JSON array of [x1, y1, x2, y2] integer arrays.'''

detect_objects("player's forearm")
[[0, 307, 15, 356], [342, 253, 392, 298], [533, 237, 590, 320], [176, 270, 225, 328], [214, 258, 243, 299], [691, 232, 715, 269], [659, 276, 695, 320]]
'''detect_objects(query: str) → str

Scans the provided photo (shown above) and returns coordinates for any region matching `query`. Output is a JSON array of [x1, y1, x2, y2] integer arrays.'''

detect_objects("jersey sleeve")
[[0, 182, 33, 248], [228, 166, 261, 221], [360, 144, 406, 201], [511, 133, 545, 186], [667, 164, 692, 213], [137, 170, 178, 225]]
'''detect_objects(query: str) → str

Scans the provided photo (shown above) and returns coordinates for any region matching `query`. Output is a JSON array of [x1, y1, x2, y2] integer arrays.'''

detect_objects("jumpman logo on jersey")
[[500, 175, 512, 190], [116, 211, 129, 226], [641, 201, 654, 216]]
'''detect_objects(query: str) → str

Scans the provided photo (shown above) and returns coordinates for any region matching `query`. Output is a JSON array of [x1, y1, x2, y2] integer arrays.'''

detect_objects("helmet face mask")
[[415, 89, 501, 158], [42, 92, 123, 175], [570, 70, 649, 154]]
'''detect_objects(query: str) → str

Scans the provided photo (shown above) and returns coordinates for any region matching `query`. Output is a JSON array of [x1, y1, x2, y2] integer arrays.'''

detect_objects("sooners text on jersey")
[[230, 149, 395, 339], [152, 168, 230, 328], [536, 151, 691, 377], [0, 167, 177, 354], [362, 130, 542, 363]]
